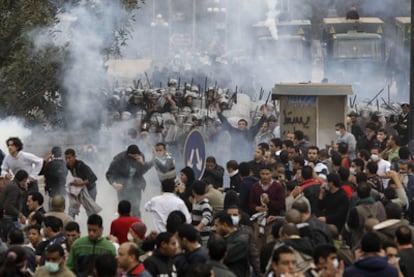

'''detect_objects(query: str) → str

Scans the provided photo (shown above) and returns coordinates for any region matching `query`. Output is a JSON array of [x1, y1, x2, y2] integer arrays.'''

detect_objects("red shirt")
[[110, 216, 142, 244]]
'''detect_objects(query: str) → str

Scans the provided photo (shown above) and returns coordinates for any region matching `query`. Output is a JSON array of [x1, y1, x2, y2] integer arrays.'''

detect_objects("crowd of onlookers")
[[0, 98, 412, 277]]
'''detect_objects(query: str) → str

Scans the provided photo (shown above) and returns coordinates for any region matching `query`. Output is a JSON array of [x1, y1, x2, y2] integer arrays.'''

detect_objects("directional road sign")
[[183, 130, 206, 180]]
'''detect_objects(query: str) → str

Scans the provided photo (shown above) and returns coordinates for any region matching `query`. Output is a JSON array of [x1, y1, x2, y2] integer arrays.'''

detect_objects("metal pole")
[[193, 0, 196, 50], [409, 1, 414, 142]]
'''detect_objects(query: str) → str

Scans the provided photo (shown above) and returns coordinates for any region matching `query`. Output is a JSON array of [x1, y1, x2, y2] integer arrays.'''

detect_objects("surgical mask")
[[231, 215, 240, 226], [335, 130, 341, 137], [127, 232, 134, 241], [350, 168, 356, 175], [332, 258, 339, 269], [45, 262, 60, 273]]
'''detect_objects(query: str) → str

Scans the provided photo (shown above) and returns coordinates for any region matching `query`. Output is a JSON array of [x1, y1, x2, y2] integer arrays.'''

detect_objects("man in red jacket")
[[110, 200, 142, 244]]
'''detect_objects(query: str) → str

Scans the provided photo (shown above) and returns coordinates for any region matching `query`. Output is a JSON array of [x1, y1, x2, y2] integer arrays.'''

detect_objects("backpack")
[[266, 241, 316, 274]]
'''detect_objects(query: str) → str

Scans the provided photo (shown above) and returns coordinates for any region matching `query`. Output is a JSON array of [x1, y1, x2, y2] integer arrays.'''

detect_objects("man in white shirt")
[[1, 137, 43, 215], [144, 178, 191, 232]]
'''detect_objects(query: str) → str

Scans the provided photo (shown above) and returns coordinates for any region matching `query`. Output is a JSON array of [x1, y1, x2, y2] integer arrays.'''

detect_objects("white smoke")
[[265, 0, 279, 40], [0, 117, 32, 149]]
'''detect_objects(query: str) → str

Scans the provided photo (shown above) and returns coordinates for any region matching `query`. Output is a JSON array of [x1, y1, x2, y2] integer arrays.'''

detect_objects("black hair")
[[64, 148, 76, 156], [118, 200, 131, 216], [352, 158, 365, 170], [308, 145, 320, 154], [355, 172, 367, 183], [6, 137, 23, 151], [87, 214, 103, 227], [28, 224, 41, 234], [180, 167, 195, 185], [399, 146, 411, 160], [293, 156, 305, 167], [28, 192, 44, 206], [358, 149, 371, 161], [155, 232, 174, 249], [8, 228, 24, 245], [335, 122, 345, 129], [272, 245, 295, 263], [294, 130, 304, 141], [356, 181, 371, 199], [395, 225, 412, 245], [43, 216, 63, 233], [238, 162, 251, 177], [327, 173, 340, 188], [177, 224, 199, 242], [270, 138, 283, 148], [46, 244, 65, 257], [331, 152, 342, 167], [226, 160, 238, 170], [337, 142, 348, 155], [65, 221, 80, 232], [192, 180, 206, 196], [155, 142, 166, 149], [94, 254, 118, 277], [30, 212, 44, 225], [366, 161, 378, 174], [301, 165, 313, 180], [14, 170, 28, 182], [0, 246, 27, 276], [361, 232, 381, 253], [208, 237, 227, 261], [213, 211, 233, 227], [166, 210, 186, 233], [283, 140, 294, 148], [51, 146, 63, 157], [223, 190, 239, 210], [162, 178, 176, 193], [206, 156, 216, 164], [313, 244, 337, 264], [259, 164, 273, 172], [258, 143, 269, 151], [337, 166, 350, 181]]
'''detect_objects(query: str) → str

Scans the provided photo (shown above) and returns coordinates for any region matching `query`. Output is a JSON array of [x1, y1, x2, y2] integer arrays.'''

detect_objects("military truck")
[[321, 17, 386, 96], [393, 17, 410, 95], [252, 20, 312, 85]]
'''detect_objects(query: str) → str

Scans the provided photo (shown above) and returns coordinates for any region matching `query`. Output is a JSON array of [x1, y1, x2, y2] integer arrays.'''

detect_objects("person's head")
[[292, 156, 305, 170], [14, 170, 28, 188], [307, 146, 320, 162], [352, 158, 364, 172], [155, 142, 166, 156], [365, 161, 378, 175], [87, 214, 103, 241], [284, 208, 302, 224], [226, 205, 241, 225], [205, 156, 217, 170], [337, 142, 348, 155], [360, 232, 381, 254], [237, 119, 248, 130], [279, 223, 299, 238], [6, 137, 23, 155], [8, 228, 24, 245], [0, 246, 27, 275], [335, 123, 346, 135], [42, 216, 63, 238], [387, 136, 400, 148], [226, 160, 238, 174], [384, 202, 402, 220], [64, 148, 77, 168], [358, 149, 371, 162], [116, 242, 140, 271], [395, 225, 412, 246], [118, 200, 131, 216], [399, 146, 411, 160], [327, 173, 341, 190], [93, 254, 118, 277], [65, 221, 81, 247], [338, 166, 350, 181], [28, 224, 42, 247], [126, 144, 141, 160], [401, 103, 410, 114], [49, 195, 65, 212], [129, 222, 147, 242], [213, 212, 234, 237], [259, 165, 273, 185], [291, 200, 310, 216], [45, 244, 65, 274], [383, 241, 399, 266], [26, 192, 44, 211], [29, 211, 43, 226], [223, 191, 239, 210], [238, 162, 251, 178], [271, 245, 297, 275], [51, 146, 63, 158], [313, 244, 338, 269], [356, 181, 371, 199], [293, 130, 304, 143], [269, 138, 283, 153], [254, 147, 265, 161], [186, 264, 213, 277], [155, 232, 177, 257], [258, 142, 270, 152], [166, 210, 186, 234], [300, 165, 313, 180], [208, 237, 227, 261], [192, 180, 206, 197], [161, 178, 176, 193], [180, 167, 195, 185], [177, 224, 199, 250]]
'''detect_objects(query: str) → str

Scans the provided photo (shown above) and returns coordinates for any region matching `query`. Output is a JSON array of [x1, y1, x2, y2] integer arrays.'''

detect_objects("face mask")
[[350, 168, 356, 175], [45, 262, 60, 273], [127, 232, 134, 241], [231, 215, 240, 226], [335, 130, 341, 137], [332, 258, 339, 269]]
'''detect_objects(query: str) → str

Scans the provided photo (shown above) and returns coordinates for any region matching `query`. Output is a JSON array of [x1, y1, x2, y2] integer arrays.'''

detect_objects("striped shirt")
[[191, 198, 212, 239]]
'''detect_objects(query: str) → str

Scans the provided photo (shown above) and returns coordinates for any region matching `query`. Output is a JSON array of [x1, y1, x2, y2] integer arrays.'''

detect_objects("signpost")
[[183, 130, 206, 180]]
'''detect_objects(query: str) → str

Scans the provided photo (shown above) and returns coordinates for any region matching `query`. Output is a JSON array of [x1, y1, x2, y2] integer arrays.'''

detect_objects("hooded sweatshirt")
[[343, 256, 398, 277]]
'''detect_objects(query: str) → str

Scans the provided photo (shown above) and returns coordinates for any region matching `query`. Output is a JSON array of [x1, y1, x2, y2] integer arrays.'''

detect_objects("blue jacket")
[[343, 256, 398, 277]]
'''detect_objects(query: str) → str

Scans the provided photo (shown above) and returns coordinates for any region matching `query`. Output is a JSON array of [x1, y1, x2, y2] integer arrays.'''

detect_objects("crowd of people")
[[0, 96, 412, 277]]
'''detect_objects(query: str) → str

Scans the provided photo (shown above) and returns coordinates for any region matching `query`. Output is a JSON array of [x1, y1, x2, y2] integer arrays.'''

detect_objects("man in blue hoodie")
[[344, 232, 398, 277]]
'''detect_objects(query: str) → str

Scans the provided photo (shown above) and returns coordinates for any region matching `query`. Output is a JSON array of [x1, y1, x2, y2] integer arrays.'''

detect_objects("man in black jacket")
[[106, 145, 153, 218], [42, 146, 68, 198]]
